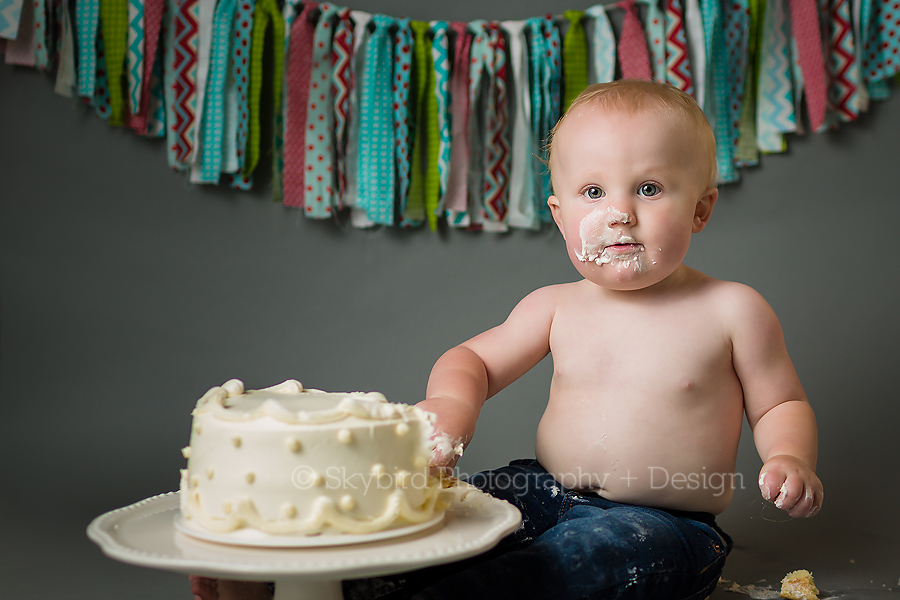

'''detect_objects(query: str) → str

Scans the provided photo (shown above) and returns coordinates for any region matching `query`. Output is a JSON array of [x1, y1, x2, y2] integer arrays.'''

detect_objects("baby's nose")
[[605, 207, 633, 226]]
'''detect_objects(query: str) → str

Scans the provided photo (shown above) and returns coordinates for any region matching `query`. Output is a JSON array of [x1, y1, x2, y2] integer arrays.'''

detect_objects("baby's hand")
[[758, 455, 823, 518], [415, 397, 476, 474]]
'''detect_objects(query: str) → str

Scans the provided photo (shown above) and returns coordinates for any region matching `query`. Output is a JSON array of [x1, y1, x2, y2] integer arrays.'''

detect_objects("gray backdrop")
[[2, 0, 899, 596]]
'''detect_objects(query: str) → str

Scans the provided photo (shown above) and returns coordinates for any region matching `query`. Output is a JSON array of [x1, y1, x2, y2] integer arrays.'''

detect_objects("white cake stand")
[[87, 490, 521, 600]]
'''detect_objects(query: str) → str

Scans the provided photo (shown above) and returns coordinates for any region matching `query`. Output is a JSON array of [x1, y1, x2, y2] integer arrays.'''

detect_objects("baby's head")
[[546, 80, 719, 291], [548, 80, 718, 191]]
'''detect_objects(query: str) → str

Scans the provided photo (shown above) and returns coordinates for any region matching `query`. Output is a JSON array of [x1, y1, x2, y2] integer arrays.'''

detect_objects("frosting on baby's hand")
[[759, 456, 823, 518]]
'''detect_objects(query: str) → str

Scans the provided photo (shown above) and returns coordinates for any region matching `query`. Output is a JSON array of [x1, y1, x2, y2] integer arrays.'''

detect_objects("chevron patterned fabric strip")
[[331, 7, 353, 206], [0, 0, 24, 40], [430, 21, 452, 210], [466, 19, 492, 229], [129, 0, 163, 133], [125, 0, 144, 120], [586, 5, 615, 84], [756, 0, 795, 151], [167, 0, 199, 166], [825, 0, 860, 121], [481, 20, 510, 230], [100, 0, 129, 125], [665, 0, 694, 94], [562, 10, 589, 108]]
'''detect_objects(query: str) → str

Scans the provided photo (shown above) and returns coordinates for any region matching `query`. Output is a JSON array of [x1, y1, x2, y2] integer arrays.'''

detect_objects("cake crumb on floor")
[[780, 570, 819, 600]]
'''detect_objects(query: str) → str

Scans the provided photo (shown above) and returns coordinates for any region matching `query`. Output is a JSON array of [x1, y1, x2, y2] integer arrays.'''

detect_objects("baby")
[[393, 79, 822, 599], [192, 80, 823, 600]]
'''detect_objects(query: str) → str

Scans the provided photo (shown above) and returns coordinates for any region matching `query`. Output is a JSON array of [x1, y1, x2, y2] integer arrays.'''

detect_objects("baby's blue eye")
[[584, 186, 604, 200], [638, 183, 661, 197]]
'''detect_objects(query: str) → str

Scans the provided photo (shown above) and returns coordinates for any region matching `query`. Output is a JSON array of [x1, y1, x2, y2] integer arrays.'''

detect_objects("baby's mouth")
[[603, 242, 644, 254]]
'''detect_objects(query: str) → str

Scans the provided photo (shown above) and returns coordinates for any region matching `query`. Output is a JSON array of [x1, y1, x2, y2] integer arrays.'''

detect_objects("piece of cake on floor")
[[780, 569, 819, 600], [179, 379, 446, 538]]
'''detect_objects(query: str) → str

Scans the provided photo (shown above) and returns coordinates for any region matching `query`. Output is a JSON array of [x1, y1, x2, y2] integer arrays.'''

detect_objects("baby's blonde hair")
[[547, 79, 719, 189]]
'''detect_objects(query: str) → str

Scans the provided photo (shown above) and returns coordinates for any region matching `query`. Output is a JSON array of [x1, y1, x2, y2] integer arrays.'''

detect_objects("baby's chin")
[[568, 251, 675, 291]]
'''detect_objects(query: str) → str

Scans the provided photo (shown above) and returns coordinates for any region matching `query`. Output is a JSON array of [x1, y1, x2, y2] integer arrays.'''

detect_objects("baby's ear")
[[547, 196, 566, 238], [692, 187, 718, 233]]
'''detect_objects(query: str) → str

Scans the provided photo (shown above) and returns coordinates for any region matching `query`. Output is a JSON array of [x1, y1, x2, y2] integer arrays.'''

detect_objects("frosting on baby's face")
[[547, 105, 718, 291], [574, 206, 653, 273]]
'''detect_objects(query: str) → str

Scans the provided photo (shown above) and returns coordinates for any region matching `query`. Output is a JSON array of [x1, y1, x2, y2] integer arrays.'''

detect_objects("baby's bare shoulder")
[[694, 276, 779, 331]]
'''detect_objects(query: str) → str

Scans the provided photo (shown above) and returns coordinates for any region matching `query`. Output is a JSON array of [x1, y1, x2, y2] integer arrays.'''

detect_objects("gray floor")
[[1, 496, 896, 599]]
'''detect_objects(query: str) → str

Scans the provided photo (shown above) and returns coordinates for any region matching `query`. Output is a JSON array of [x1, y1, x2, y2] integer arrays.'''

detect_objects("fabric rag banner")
[[4, 0, 899, 231]]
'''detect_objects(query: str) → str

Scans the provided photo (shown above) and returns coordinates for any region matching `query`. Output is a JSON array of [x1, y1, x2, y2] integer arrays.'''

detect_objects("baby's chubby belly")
[[534, 390, 745, 515]]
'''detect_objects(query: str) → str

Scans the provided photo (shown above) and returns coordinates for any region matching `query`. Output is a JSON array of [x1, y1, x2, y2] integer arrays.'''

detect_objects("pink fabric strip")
[[282, 1, 316, 208], [444, 22, 472, 214], [617, 0, 652, 80], [4, 0, 35, 66], [788, 0, 827, 131], [128, 0, 164, 133]]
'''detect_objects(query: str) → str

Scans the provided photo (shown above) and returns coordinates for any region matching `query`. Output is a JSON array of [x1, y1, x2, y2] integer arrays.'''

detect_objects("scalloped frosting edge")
[[179, 476, 449, 535]]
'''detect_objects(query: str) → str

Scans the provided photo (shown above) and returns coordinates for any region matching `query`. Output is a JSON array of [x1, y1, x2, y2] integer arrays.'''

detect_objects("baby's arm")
[[418, 286, 556, 470], [728, 285, 823, 518]]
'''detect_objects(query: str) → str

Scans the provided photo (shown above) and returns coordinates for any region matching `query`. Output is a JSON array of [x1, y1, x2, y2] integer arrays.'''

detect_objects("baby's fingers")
[[758, 469, 786, 503], [785, 485, 823, 518], [769, 476, 822, 518]]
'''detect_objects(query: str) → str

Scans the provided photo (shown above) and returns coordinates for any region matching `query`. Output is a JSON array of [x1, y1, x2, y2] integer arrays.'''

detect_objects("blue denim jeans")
[[343, 459, 732, 600]]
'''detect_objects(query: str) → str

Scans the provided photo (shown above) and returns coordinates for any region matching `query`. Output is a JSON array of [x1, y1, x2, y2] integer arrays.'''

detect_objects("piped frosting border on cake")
[[194, 379, 437, 429], [180, 477, 446, 535]]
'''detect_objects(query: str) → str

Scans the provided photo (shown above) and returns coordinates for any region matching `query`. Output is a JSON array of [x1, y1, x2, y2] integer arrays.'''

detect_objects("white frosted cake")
[[179, 379, 445, 537]]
